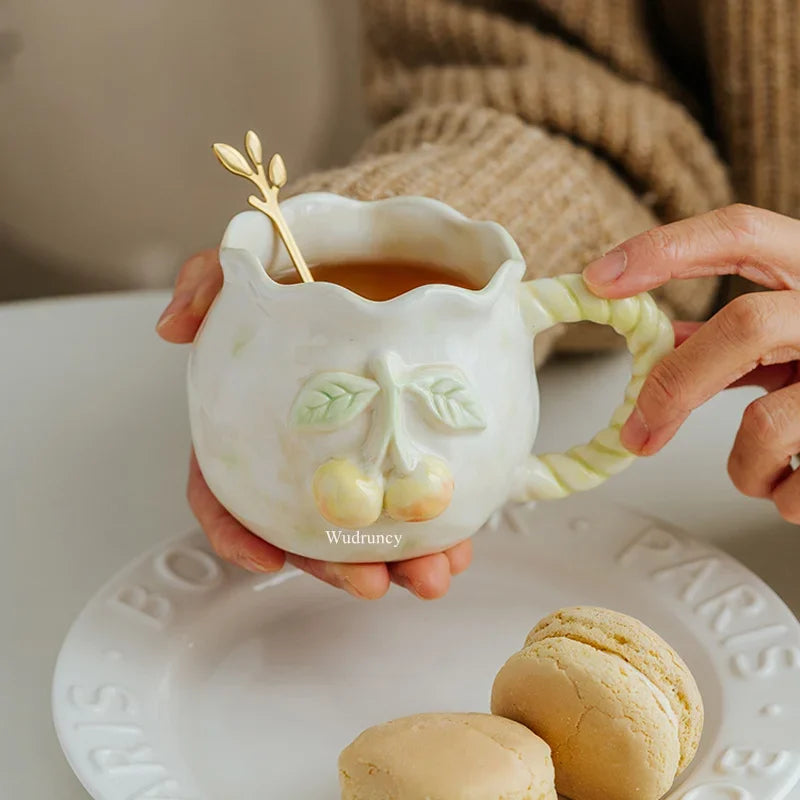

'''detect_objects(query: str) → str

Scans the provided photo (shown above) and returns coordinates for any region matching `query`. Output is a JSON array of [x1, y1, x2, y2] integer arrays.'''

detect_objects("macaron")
[[491, 607, 703, 800], [339, 712, 558, 800]]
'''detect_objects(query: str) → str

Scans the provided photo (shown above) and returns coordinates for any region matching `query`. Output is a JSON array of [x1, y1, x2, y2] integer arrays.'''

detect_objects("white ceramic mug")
[[188, 193, 673, 562]]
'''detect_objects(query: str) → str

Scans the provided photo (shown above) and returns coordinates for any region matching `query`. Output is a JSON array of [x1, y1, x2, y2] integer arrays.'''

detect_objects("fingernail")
[[584, 248, 627, 286], [341, 575, 367, 599], [394, 575, 416, 596], [397, 574, 430, 600], [621, 406, 650, 454], [156, 292, 192, 330], [243, 553, 279, 573]]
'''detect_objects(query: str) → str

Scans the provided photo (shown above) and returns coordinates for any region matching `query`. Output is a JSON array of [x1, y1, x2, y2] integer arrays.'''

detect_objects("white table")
[[2, 291, 798, 799]]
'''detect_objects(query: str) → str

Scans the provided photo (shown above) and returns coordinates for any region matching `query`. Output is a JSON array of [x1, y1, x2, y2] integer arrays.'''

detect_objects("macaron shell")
[[526, 606, 703, 771], [338, 712, 558, 800], [491, 638, 681, 800]]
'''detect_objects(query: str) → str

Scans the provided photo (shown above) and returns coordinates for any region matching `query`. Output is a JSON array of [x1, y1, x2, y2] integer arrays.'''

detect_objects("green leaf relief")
[[289, 372, 380, 431], [408, 366, 487, 431]]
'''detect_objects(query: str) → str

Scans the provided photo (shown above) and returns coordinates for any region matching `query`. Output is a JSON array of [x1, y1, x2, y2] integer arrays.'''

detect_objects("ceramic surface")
[[188, 194, 672, 560]]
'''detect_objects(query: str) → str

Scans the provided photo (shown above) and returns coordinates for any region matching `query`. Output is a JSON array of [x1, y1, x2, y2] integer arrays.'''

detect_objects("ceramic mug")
[[188, 193, 673, 562]]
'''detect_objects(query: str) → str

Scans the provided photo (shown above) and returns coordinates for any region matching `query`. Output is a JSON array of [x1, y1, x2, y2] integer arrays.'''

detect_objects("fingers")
[[673, 320, 800, 391], [770, 464, 800, 525], [672, 320, 702, 347], [189, 450, 390, 599], [187, 451, 285, 573], [584, 204, 800, 297], [285, 554, 391, 600], [729, 361, 800, 392], [287, 541, 472, 601], [156, 250, 223, 343], [728, 382, 800, 500], [287, 542, 473, 601], [621, 291, 800, 454], [189, 447, 472, 598], [387, 540, 473, 599], [389, 553, 452, 599], [443, 539, 473, 576]]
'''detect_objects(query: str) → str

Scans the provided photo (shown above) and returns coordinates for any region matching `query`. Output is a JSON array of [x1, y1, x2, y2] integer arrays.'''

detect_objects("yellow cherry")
[[312, 458, 384, 528], [384, 456, 454, 522]]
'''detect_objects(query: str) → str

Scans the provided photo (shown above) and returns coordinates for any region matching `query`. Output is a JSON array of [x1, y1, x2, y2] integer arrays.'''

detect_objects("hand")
[[156, 250, 473, 599], [583, 204, 800, 523]]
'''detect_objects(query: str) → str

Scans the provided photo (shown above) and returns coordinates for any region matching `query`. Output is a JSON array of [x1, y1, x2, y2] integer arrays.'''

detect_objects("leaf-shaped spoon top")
[[213, 131, 313, 284]]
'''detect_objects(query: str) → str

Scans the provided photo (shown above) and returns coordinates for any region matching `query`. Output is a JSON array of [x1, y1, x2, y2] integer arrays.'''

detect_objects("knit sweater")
[[291, 0, 798, 362]]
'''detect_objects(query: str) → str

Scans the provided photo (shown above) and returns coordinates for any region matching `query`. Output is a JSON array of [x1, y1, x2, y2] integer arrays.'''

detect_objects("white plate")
[[53, 495, 800, 800]]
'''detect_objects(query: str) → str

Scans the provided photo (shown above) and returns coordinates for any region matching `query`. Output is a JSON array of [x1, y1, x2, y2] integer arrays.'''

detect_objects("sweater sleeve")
[[289, 0, 733, 362], [702, 0, 800, 218], [700, 0, 800, 305]]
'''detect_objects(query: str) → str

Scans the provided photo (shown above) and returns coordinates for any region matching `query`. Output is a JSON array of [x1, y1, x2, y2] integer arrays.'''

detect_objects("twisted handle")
[[514, 274, 674, 501]]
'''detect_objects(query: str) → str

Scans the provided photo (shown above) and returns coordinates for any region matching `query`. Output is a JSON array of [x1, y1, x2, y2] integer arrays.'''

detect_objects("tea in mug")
[[274, 259, 482, 301]]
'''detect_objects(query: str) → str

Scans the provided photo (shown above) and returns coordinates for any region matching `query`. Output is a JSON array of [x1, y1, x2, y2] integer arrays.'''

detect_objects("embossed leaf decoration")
[[245, 130, 263, 167], [408, 366, 487, 430], [289, 372, 380, 430], [213, 143, 254, 178], [268, 153, 288, 188]]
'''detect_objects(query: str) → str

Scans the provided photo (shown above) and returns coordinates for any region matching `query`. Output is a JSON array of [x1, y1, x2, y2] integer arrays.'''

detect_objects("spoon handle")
[[213, 132, 314, 284], [249, 195, 314, 283]]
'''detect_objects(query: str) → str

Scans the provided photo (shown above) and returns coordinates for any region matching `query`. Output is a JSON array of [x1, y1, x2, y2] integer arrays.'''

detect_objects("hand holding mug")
[[160, 194, 673, 598], [584, 204, 800, 524], [158, 250, 473, 600]]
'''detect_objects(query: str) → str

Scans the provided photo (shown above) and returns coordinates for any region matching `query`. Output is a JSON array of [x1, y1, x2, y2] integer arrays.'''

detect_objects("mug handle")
[[513, 273, 674, 501]]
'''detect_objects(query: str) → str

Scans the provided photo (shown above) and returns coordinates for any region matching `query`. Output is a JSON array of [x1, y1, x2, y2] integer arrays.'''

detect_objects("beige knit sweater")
[[292, 0, 799, 361]]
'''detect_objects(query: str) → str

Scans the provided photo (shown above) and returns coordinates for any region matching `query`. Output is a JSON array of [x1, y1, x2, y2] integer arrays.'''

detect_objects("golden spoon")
[[212, 130, 313, 283]]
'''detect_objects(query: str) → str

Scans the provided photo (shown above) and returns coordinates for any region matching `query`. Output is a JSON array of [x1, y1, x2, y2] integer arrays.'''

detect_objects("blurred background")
[[0, 0, 370, 301]]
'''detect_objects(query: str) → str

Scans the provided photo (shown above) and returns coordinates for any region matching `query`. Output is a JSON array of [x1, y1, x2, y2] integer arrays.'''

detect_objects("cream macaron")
[[339, 712, 558, 800], [491, 607, 703, 800]]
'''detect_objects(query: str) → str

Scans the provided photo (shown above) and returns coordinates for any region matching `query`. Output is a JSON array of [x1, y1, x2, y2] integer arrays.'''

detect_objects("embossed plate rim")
[[52, 497, 800, 800]]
